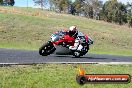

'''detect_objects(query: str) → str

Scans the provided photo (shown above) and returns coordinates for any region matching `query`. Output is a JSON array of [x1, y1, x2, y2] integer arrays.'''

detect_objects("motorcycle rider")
[[65, 26, 83, 51], [66, 26, 78, 38]]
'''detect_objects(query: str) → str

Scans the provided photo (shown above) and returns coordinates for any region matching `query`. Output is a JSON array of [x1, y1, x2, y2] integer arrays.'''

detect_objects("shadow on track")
[[54, 55, 71, 57], [54, 55, 107, 59], [72, 56, 107, 59]]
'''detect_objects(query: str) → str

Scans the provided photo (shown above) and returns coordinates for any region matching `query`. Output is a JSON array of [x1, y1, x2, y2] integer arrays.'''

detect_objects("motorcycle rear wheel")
[[72, 43, 89, 57]]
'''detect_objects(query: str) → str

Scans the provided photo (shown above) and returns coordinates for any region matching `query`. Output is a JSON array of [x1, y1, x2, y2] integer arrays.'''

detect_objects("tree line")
[[0, 0, 132, 27], [34, 0, 132, 27], [0, 0, 15, 6]]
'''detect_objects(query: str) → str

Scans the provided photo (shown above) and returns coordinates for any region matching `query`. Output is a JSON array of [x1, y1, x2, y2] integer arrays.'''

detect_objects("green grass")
[[0, 64, 132, 88], [0, 6, 132, 56]]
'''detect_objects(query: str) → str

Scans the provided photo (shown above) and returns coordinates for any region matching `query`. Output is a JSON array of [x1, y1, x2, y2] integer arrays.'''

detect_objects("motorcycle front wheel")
[[39, 41, 56, 56]]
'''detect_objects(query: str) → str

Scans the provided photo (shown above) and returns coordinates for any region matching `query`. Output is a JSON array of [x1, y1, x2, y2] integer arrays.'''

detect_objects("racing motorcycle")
[[39, 31, 93, 57]]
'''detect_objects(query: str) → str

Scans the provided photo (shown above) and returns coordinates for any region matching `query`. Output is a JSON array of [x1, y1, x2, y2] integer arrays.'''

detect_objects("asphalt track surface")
[[0, 48, 132, 64]]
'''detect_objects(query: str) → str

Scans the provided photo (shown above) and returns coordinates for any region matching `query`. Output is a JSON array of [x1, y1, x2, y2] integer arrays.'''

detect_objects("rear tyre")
[[39, 41, 56, 56], [72, 51, 82, 58], [81, 43, 89, 56], [72, 43, 89, 57]]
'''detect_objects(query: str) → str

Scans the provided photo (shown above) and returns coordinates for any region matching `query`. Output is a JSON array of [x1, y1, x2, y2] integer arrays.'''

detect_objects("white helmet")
[[69, 26, 77, 31], [69, 26, 78, 37]]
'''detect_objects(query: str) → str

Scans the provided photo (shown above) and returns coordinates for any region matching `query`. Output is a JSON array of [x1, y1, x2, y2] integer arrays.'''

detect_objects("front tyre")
[[39, 41, 56, 56]]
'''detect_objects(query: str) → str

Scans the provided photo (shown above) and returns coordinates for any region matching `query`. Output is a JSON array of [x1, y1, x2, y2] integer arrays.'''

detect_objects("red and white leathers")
[[69, 38, 83, 51], [64, 26, 82, 51]]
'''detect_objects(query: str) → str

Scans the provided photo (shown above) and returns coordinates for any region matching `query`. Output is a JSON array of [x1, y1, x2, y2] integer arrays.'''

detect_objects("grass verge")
[[0, 64, 132, 88]]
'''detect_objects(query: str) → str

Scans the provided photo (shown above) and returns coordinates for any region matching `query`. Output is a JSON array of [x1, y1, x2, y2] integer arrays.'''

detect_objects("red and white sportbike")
[[39, 31, 93, 57]]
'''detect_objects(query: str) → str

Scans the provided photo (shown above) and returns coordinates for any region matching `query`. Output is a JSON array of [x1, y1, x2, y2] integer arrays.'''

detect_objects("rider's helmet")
[[69, 26, 78, 37]]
